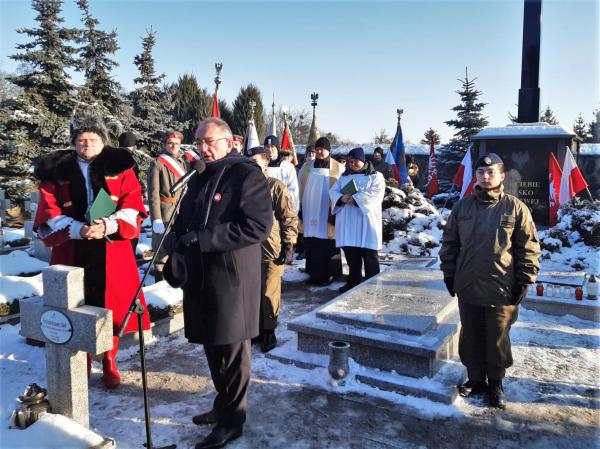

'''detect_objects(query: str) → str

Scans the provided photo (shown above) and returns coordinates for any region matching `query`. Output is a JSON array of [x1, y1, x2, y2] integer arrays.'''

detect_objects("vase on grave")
[[328, 341, 350, 381]]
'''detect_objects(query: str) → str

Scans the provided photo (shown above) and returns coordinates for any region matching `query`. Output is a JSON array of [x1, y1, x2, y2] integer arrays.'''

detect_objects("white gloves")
[[152, 219, 165, 234]]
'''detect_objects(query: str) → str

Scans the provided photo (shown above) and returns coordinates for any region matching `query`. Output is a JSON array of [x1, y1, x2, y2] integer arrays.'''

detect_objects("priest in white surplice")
[[330, 147, 385, 293], [298, 137, 344, 285]]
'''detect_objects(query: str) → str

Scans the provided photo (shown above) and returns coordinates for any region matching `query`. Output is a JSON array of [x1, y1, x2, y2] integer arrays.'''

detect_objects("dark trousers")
[[304, 237, 342, 282], [203, 340, 251, 427], [457, 300, 519, 382], [342, 246, 380, 286]]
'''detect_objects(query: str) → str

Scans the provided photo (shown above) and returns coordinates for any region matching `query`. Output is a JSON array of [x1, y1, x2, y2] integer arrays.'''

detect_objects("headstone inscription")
[[20, 265, 113, 428]]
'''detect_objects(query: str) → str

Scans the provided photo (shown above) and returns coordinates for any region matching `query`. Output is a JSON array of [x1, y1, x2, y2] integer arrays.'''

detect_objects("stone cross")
[[20, 265, 113, 428]]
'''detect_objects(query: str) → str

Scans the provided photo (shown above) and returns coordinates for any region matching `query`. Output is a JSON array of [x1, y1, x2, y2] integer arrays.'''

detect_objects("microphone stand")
[[117, 181, 191, 449]]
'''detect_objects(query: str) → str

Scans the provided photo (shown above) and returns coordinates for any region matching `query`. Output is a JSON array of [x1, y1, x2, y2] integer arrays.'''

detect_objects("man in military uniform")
[[147, 131, 188, 280], [439, 153, 541, 409]]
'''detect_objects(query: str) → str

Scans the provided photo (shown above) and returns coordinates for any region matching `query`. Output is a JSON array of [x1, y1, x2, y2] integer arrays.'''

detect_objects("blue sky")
[[1, 0, 598, 143]]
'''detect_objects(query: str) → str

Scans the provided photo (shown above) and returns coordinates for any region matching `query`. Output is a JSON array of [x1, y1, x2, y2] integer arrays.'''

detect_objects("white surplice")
[[301, 167, 332, 239], [329, 170, 385, 250]]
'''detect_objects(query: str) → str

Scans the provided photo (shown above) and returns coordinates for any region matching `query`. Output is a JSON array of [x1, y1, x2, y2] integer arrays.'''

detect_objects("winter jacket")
[[371, 159, 394, 180], [33, 148, 150, 334], [262, 177, 298, 262], [439, 185, 541, 307], [169, 155, 273, 345]]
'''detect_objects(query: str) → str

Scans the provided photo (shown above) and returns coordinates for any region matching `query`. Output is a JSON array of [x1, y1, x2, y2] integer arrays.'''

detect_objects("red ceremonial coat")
[[33, 148, 150, 334]]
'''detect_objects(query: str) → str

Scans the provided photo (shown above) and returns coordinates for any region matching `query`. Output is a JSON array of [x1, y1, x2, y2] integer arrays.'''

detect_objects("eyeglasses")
[[195, 137, 228, 148]]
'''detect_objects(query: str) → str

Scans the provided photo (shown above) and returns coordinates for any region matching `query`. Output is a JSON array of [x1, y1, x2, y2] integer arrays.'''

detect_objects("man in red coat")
[[33, 109, 150, 389]]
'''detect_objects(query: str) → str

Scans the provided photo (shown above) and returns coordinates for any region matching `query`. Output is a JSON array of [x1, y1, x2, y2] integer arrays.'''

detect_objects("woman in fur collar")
[[33, 109, 150, 389]]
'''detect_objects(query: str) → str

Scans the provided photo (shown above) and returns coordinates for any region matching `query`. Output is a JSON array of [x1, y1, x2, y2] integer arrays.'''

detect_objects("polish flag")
[[281, 120, 298, 166], [211, 92, 220, 118], [452, 148, 476, 198], [558, 147, 588, 205], [384, 148, 401, 182], [548, 152, 562, 226], [426, 140, 438, 198]]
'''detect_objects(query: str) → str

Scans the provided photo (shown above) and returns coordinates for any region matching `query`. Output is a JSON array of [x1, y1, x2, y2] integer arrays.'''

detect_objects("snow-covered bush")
[[382, 185, 445, 256]]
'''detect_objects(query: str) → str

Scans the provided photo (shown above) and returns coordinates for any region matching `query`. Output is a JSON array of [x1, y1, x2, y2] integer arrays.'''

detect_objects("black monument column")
[[517, 0, 542, 123]]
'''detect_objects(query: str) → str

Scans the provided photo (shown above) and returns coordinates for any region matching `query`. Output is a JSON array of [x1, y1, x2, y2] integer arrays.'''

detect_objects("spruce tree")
[[539, 106, 559, 125], [420, 128, 441, 146], [589, 109, 600, 143], [168, 74, 211, 143], [0, 0, 78, 191], [439, 68, 488, 175], [75, 0, 123, 114], [129, 28, 177, 153], [573, 113, 590, 141], [231, 84, 266, 139]]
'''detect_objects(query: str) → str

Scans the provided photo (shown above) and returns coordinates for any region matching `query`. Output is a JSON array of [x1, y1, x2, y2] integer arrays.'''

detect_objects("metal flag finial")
[[249, 100, 256, 122], [397, 108, 404, 119], [311, 92, 319, 108], [214, 63, 223, 86]]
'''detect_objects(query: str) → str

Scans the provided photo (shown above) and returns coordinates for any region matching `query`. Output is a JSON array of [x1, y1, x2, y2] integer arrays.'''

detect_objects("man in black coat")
[[164, 118, 273, 449]]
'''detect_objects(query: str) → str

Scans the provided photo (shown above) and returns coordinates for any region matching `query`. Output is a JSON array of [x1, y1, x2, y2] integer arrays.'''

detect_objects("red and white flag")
[[548, 152, 562, 226], [384, 148, 401, 182], [452, 148, 476, 199], [426, 140, 438, 198], [558, 147, 588, 205], [281, 119, 298, 166], [211, 89, 220, 118], [183, 148, 201, 162]]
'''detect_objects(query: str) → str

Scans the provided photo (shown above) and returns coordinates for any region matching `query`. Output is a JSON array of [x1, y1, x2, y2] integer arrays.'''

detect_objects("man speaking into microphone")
[[163, 118, 272, 449]]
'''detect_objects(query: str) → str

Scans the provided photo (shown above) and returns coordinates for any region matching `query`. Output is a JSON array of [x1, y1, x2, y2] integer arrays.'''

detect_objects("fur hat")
[[263, 135, 280, 150], [70, 109, 109, 144], [314, 137, 331, 152], [373, 147, 384, 156]]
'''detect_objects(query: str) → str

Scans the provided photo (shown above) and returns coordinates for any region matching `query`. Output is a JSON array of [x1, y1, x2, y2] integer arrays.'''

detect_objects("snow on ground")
[[1, 265, 598, 448], [2, 228, 25, 243], [0, 251, 48, 276]]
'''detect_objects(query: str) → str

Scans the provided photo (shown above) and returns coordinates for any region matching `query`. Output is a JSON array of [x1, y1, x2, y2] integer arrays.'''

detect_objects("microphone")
[[169, 159, 206, 195]]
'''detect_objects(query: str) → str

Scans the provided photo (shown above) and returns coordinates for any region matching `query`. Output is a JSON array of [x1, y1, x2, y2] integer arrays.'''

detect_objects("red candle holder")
[[536, 283, 544, 296], [575, 287, 583, 301]]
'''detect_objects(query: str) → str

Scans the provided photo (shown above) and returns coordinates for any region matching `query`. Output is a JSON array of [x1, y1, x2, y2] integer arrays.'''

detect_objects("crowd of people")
[[32, 109, 540, 449]]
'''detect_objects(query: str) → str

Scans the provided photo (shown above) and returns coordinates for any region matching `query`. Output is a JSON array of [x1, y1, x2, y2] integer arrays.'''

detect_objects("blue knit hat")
[[348, 147, 366, 162]]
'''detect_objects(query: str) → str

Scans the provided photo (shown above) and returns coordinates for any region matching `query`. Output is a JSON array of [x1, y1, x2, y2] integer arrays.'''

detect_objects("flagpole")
[[442, 184, 457, 210]]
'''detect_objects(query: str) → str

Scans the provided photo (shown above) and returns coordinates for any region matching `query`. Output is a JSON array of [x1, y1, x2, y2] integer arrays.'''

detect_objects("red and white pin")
[[213, 192, 222, 202]]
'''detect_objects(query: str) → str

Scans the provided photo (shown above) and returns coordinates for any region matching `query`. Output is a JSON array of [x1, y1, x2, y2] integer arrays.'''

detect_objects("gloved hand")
[[152, 219, 165, 234], [177, 231, 199, 248], [281, 244, 294, 265], [444, 277, 455, 297], [277, 244, 294, 265], [163, 232, 178, 254], [512, 284, 529, 305]]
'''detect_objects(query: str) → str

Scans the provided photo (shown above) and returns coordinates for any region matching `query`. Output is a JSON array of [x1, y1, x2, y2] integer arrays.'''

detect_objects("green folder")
[[86, 188, 117, 224], [340, 179, 358, 196]]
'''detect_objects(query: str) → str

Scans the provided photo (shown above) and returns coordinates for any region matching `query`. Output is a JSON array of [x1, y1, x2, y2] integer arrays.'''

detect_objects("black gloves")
[[444, 277, 455, 297], [276, 244, 294, 265], [163, 232, 178, 254], [177, 231, 199, 248], [512, 284, 529, 305]]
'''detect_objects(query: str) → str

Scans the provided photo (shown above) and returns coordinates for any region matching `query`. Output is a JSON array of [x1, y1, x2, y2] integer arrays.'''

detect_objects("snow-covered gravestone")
[[19, 265, 113, 428]]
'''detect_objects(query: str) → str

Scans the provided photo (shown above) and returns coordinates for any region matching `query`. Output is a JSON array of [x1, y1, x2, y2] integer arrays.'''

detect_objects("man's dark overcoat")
[[170, 155, 273, 345]]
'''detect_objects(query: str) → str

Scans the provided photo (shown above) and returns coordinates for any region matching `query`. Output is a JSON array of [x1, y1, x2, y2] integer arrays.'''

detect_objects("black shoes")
[[192, 409, 219, 426], [338, 283, 358, 294], [487, 380, 506, 409], [195, 425, 243, 449], [305, 277, 332, 286], [261, 330, 277, 353], [458, 379, 488, 398]]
